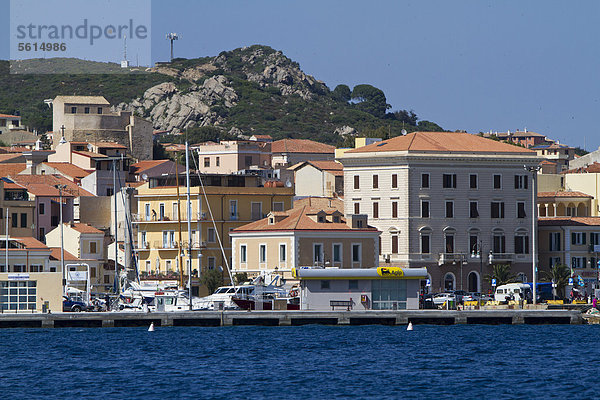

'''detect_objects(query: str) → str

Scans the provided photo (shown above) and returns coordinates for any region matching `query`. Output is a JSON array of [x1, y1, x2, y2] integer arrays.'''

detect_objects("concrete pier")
[[0, 309, 584, 328]]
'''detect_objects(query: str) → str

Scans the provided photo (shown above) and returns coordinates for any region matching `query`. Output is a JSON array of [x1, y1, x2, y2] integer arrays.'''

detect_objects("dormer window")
[[269, 217, 274, 224], [318, 216, 325, 223], [333, 216, 340, 223]]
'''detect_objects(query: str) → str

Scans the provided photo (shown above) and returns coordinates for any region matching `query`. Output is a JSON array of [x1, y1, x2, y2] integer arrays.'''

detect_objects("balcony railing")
[[438, 253, 467, 266], [490, 253, 514, 262], [132, 212, 208, 222]]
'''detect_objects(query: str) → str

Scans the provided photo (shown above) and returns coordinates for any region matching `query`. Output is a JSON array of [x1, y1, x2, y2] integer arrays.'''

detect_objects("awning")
[[292, 267, 428, 280]]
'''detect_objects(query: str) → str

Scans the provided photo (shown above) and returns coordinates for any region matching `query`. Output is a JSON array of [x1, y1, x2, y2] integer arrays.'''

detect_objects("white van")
[[494, 283, 531, 302]]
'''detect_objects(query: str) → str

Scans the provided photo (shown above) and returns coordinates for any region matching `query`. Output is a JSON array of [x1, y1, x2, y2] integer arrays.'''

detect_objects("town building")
[[537, 191, 592, 218], [538, 217, 600, 293], [133, 173, 294, 295], [294, 266, 427, 310], [194, 140, 271, 174], [0, 178, 35, 238], [46, 223, 112, 292], [338, 131, 541, 294], [51, 95, 153, 160], [0, 113, 22, 135], [531, 143, 575, 171], [0, 237, 63, 312], [129, 160, 182, 182], [230, 206, 380, 281], [482, 130, 549, 148], [271, 139, 335, 168], [288, 160, 344, 198]]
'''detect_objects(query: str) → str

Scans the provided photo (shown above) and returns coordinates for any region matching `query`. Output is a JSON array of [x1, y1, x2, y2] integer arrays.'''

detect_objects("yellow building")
[[133, 174, 293, 294], [0, 179, 35, 237], [0, 237, 63, 312]]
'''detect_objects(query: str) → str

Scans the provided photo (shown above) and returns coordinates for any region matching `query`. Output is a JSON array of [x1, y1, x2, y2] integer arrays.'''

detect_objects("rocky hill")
[[0, 45, 443, 146]]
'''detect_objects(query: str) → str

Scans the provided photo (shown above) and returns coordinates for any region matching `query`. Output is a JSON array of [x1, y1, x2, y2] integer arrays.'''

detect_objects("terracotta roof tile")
[[0, 154, 25, 163], [271, 139, 335, 154], [49, 248, 79, 261], [346, 131, 536, 154], [42, 162, 91, 179], [0, 114, 20, 118], [73, 150, 107, 158], [53, 95, 110, 105], [12, 174, 94, 197], [538, 191, 592, 199], [93, 142, 127, 149], [233, 206, 377, 232], [563, 162, 600, 174], [12, 237, 48, 250], [539, 217, 600, 226], [69, 223, 103, 234], [130, 160, 171, 174], [0, 163, 27, 177], [289, 160, 343, 172]]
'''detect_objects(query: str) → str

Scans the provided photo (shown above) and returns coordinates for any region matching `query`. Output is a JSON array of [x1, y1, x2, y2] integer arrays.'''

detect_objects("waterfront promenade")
[[0, 309, 583, 328]]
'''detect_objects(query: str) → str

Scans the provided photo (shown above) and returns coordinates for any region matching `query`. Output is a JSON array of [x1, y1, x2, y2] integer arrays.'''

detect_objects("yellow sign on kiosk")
[[376, 267, 404, 278]]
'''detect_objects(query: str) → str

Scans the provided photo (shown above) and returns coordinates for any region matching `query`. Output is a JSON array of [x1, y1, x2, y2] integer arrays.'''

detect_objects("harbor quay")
[[0, 309, 584, 328]]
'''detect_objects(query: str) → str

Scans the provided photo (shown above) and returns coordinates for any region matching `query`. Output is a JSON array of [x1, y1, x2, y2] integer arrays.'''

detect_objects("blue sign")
[[426, 279, 431, 287], [492, 278, 497, 286], [569, 277, 574, 285]]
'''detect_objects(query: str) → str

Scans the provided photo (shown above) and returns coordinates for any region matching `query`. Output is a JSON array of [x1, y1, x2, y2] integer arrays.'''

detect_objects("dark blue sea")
[[1, 324, 596, 399]]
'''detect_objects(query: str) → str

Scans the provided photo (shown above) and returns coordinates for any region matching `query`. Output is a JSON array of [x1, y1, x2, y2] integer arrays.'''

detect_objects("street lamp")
[[524, 164, 541, 305], [54, 184, 67, 295], [471, 240, 484, 295]]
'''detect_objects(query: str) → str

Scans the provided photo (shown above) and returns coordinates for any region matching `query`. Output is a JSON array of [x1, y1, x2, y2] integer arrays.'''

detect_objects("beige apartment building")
[[0, 179, 35, 237], [338, 131, 542, 294], [538, 217, 600, 293], [133, 174, 293, 294], [230, 207, 380, 281], [0, 237, 63, 312], [288, 160, 343, 198], [194, 140, 271, 174]]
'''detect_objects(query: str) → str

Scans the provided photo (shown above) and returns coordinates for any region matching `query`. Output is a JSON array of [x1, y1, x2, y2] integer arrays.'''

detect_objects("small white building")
[[293, 266, 427, 311]]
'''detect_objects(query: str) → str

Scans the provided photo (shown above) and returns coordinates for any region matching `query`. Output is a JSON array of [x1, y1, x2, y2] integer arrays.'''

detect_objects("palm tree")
[[484, 264, 517, 287], [542, 264, 571, 299]]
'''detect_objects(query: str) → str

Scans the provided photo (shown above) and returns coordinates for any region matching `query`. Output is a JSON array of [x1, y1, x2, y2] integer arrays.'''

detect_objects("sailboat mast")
[[5, 207, 8, 272], [113, 159, 119, 295], [175, 156, 184, 289], [185, 141, 193, 310]]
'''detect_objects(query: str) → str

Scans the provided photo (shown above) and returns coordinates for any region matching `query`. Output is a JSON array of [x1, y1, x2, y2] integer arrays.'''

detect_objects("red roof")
[[271, 139, 335, 154], [93, 142, 127, 149], [0, 114, 20, 118], [538, 191, 592, 199], [42, 162, 91, 179], [49, 247, 79, 261], [289, 160, 343, 176], [346, 131, 536, 154], [233, 206, 378, 232], [563, 162, 600, 174], [0, 163, 27, 177], [129, 159, 172, 174], [0, 154, 25, 163], [12, 237, 48, 250], [539, 217, 600, 227], [12, 174, 94, 197], [69, 223, 103, 234]]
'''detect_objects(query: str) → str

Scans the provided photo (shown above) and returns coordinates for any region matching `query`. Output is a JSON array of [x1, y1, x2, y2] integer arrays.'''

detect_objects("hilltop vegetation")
[[0, 45, 444, 146]]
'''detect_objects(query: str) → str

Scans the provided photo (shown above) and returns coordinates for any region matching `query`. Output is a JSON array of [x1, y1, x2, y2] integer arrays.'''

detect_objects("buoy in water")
[[148, 322, 155, 332], [407, 322, 413, 331]]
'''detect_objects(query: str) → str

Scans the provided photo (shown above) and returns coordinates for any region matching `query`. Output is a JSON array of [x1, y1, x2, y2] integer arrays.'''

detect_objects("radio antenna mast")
[[166, 33, 180, 62]]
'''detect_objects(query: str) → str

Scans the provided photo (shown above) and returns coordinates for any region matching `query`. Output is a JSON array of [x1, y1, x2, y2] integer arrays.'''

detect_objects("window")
[[372, 175, 379, 189], [421, 200, 430, 218], [259, 244, 267, 263], [514, 235, 530, 254], [145, 203, 151, 221], [549, 257, 561, 267], [493, 174, 502, 189], [216, 157, 220, 167], [145, 260, 151, 273], [273, 202, 284, 212], [470, 174, 478, 189], [97, 107, 103, 114], [251, 202, 262, 220], [333, 244, 342, 263], [84, 107, 90, 114], [591, 233, 600, 246], [39, 203, 45, 215], [20, 213, 27, 228], [71, 106, 77, 113], [321, 280, 330, 289], [392, 201, 398, 218], [469, 235, 478, 253], [445, 201, 454, 218], [353, 175, 360, 190], [491, 202, 505, 218], [159, 203, 165, 220], [421, 234, 430, 254], [106, 188, 114, 196], [349, 280, 359, 290], [392, 174, 398, 188], [11, 213, 17, 228], [207, 228, 216, 243], [90, 241, 97, 254], [549, 232, 561, 251], [421, 173, 430, 188], [354, 202, 360, 214], [166, 260, 172, 272], [517, 202, 526, 219], [514, 175, 529, 189], [313, 244, 323, 263], [240, 245, 247, 263], [373, 202, 379, 218], [572, 232, 586, 245], [172, 202, 178, 219], [0, 281, 36, 311], [208, 257, 216, 270], [204, 157, 210, 168], [352, 244, 361, 263], [493, 234, 506, 253], [141, 232, 147, 246], [230, 200, 238, 220], [391, 234, 398, 254], [445, 234, 455, 253], [572, 257, 586, 269], [469, 201, 479, 218], [442, 174, 456, 188], [279, 244, 286, 263]]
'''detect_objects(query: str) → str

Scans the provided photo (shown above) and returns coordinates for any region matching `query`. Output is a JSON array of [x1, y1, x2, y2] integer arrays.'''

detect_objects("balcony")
[[490, 253, 513, 262], [132, 212, 208, 223], [438, 253, 466, 266]]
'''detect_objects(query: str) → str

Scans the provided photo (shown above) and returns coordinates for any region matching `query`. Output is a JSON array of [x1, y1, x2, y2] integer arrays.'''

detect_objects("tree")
[[39, 133, 52, 150], [153, 142, 168, 160], [485, 264, 517, 286], [233, 272, 249, 285], [351, 84, 391, 118], [417, 120, 444, 132], [332, 84, 351, 102], [541, 264, 571, 299], [392, 110, 418, 126], [200, 269, 224, 294]]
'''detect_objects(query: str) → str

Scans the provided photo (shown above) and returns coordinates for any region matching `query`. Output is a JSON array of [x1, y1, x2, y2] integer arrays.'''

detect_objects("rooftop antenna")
[[121, 34, 129, 68], [166, 33, 180, 62]]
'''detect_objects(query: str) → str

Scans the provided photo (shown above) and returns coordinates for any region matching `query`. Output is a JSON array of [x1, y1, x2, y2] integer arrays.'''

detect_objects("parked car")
[[433, 292, 456, 306], [463, 292, 481, 302], [62, 296, 89, 312], [421, 294, 436, 309], [453, 290, 469, 303]]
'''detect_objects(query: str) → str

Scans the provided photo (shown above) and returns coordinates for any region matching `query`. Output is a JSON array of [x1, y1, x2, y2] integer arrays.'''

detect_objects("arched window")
[[467, 271, 479, 292], [444, 272, 455, 291]]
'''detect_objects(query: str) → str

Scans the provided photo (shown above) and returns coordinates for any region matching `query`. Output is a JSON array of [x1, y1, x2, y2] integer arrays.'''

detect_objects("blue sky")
[[2, 0, 599, 150]]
